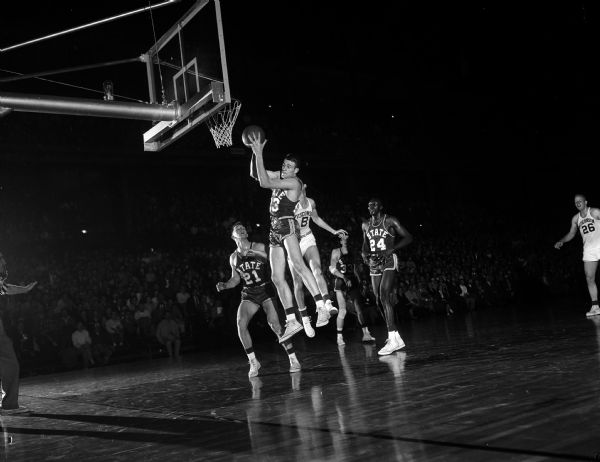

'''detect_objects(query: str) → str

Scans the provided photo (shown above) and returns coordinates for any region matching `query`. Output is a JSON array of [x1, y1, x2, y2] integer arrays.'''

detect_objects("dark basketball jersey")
[[269, 179, 302, 219], [365, 215, 394, 255], [336, 248, 356, 277], [233, 247, 269, 288]]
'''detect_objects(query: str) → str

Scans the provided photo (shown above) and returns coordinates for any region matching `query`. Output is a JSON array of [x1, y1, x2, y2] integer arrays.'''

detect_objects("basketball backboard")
[[0, 0, 233, 152], [142, 0, 232, 151]]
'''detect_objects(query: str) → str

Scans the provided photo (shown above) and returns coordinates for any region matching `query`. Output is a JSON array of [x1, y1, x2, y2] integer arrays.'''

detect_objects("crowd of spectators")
[[0, 164, 585, 376]]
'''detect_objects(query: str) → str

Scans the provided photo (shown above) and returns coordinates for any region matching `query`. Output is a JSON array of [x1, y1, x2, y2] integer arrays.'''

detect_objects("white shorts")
[[299, 232, 317, 257], [583, 246, 600, 262]]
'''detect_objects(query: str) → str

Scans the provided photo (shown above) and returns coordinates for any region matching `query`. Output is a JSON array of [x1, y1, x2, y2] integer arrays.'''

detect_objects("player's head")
[[367, 198, 383, 216], [231, 221, 248, 240], [281, 153, 300, 179], [574, 194, 587, 211]]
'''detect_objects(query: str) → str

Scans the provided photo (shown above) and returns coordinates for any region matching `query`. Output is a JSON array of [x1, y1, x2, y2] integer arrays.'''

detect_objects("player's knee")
[[586, 274, 596, 284], [338, 306, 347, 319]]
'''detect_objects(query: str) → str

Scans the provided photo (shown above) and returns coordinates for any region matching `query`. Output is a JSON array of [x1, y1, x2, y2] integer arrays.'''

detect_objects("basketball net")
[[206, 100, 242, 148]]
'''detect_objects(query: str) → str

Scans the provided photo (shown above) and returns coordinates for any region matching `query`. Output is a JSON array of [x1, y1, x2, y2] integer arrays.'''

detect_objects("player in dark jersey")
[[216, 223, 301, 377], [361, 198, 413, 355], [248, 134, 330, 343], [330, 233, 375, 345]]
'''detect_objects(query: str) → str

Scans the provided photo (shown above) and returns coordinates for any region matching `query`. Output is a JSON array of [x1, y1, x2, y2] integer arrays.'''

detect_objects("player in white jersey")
[[289, 184, 348, 328], [555, 194, 600, 317]]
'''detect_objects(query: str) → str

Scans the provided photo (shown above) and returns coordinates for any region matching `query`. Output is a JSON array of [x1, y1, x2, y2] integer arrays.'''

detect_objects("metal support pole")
[[0, 92, 180, 121]]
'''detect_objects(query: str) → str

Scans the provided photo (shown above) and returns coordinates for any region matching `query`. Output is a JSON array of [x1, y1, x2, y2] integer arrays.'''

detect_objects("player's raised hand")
[[216, 282, 226, 292], [334, 229, 348, 238], [554, 241, 563, 250], [249, 133, 267, 156]]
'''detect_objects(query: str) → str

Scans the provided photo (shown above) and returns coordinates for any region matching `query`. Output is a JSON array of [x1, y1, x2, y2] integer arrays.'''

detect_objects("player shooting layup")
[[248, 134, 331, 342]]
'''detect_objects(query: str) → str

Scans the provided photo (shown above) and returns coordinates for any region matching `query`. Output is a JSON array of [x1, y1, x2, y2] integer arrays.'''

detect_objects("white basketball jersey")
[[294, 199, 313, 237], [577, 208, 600, 248]]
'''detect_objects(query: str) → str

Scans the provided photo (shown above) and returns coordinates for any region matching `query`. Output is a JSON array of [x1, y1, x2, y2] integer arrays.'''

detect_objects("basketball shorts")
[[269, 217, 298, 248], [334, 276, 361, 297], [299, 232, 317, 256], [241, 282, 277, 306], [369, 253, 398, 277], [583, 246, 600, 262]]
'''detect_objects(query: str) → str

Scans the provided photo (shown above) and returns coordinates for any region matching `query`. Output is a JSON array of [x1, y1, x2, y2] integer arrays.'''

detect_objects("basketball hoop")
[[206, 100, 242, 148]]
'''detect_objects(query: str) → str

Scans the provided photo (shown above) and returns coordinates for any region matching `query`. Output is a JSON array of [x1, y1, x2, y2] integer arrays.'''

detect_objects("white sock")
[[286, 314, 296, 322], [288, 352, 297, 361], [316, 300, 325, 310], [247, 352, 256, 361]]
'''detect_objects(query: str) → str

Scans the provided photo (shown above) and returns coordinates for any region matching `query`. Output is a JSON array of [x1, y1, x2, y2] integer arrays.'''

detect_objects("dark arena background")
[[0, 1, 599, 461]]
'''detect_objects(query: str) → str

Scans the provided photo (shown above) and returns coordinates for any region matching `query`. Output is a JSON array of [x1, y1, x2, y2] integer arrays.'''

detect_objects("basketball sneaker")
[[362, 331, 376, 343], [325, 299, 338, 315], [586, 305, 600, 318], [337, 334, 345, 346], [279, 319, 304, 343], [302, 316, 315, 338], [316, 306, 331, 327], [395, 332, 406, 350], [289, 356, 302, 373], [378, 336, 403, 356], [248, 358, 261, 378]]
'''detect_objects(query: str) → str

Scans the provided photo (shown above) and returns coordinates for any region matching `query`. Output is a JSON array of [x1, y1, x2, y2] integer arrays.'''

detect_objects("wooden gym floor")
[[2, 303, 599, 461]]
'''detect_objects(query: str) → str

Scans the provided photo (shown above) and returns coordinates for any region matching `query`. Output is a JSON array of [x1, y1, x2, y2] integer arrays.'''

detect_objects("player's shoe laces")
[[302, 316, 315, 338], [248, 359, 261, 378], [586, 305, 600, 318], [325, 299, 338, 315], [289, 356, 302, 373], [316, 306, 331, 327], [361, 331, 376, 342], [337, 334, 345, 346], [279, 319, 304, 343]]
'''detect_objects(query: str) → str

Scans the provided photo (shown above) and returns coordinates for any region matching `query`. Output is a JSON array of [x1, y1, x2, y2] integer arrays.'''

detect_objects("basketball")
[[242, 125, 265, 146]]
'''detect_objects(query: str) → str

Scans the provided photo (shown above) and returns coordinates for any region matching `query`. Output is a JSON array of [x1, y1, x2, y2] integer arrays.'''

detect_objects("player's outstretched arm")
[[3, 281, 37, 295], [250, 153, 279, 182], [216, 254, 241, 292], [249, 136, 297, 190], [310, 199, 348, 237], [555, 214, 579, 249]]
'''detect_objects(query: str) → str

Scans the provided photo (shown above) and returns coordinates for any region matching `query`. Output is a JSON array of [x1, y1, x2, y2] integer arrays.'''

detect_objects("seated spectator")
[[71, 321, 94, 368], [156, 311, 181, 359], [105, 311, 124, 347], [90, 318, 114, 365], [134, 303, 153, 339]]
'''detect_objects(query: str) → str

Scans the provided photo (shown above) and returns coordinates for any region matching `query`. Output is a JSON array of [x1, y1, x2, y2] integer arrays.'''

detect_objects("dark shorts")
[[334, 277, 364, 307], [269, 217, 298, 248], [368, 253, 398, 277], [241, 282, 277, 306]]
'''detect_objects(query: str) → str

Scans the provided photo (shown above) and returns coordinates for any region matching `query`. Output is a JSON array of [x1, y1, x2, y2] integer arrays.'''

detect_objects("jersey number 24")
[[369, 238, 386, 252]]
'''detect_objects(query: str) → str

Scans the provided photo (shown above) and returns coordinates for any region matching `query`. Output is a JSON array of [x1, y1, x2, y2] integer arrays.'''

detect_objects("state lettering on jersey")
[[236, 260, 264, 272], [366, 228, 391, 240]]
